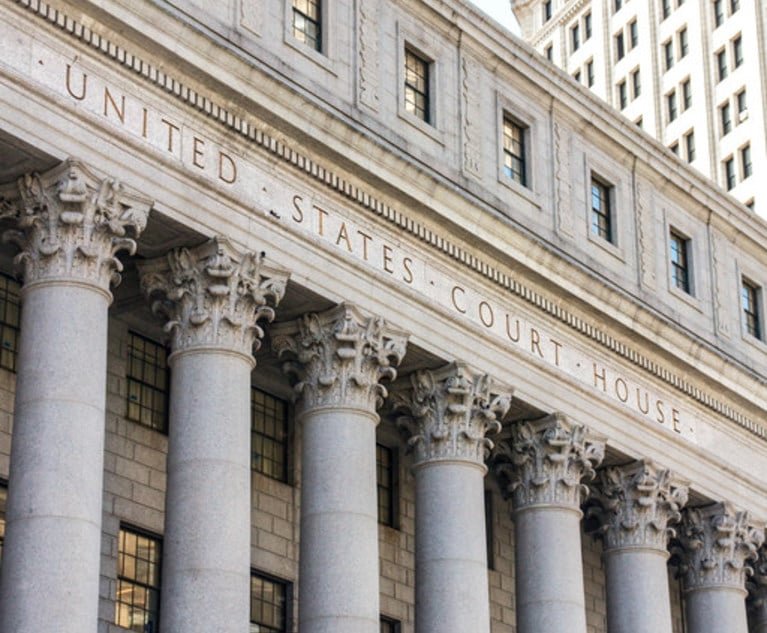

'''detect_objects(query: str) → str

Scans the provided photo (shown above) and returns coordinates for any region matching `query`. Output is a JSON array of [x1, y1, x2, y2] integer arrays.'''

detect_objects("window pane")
[[377, 444, 397, 527], [404, 49, 430, 123], [292, 0, 321, 52], [252, 387, 289, 482], [115, 527, 162, 633], [251, 571, 288, 633], [502, 117, 528, 187], [127, 333, 169, 433], [0, 275, 21, 373], [670, 232, 691, 293], [590, 178, 613, 242]]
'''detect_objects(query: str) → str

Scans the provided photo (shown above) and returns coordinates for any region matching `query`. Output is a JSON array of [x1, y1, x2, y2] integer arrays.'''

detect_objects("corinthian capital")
[[391, 362, 511, 469], [0, 159, 151, 290], [677, 503, 764, 592], [495, 413, 605, 511], [271, 304, 408, 413], [591, 460, 689, 552], [140, 237, 288, 357]]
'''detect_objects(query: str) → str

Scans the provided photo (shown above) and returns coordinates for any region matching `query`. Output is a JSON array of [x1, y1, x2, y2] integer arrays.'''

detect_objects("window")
[[291, 0, 321, 52], [127, 333, 169, 433], [716, 50, 728, 81], [670, 141, 680, 155], [404, 48, 431, 124], [614, 0, 623, 12], [629, 19, 638, 48], [681, 79, 692, 110], [584, 12, 592, 39], [251, 571, 290, 633], [724, 156, 736, 190], [618, 80, 628, 109], [573, 70, 582, 83], [0, 275, 20, 372], [684, 130, 695, 162], [590, 176, 613, 242], [502, 116, 528, 187], [667, 91, 678, 122], [377, 444, 398, 527], [545, 44, 553, 61], [571, 23, 581, 51], [485, 490, 495, 570], [720, 102, 732, 135], [741, 144, 752, 179], [664, 40, 674, 70], [732, 36, 743, 68], [679, 28, 689, 58], [0, 482, 6, 566], [587, 60, 595, 87], [251, 387, 289, 482], [742, 278, 761, 339], [115, 526, 162, 633], [669, 231, 691, 294], [661, 0, 671, 19], [631, 69, 641, 98], [714, 0, 724, 27], [380, 617, 402, 633], [543, 0, 552, 22], [736, 89, 747, 120], [730, 0, 739, 12], [616, 33, 626, 60]]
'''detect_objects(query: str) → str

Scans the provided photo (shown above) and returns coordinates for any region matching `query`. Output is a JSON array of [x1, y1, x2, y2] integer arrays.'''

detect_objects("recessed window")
[[678, 27, 689, 58], [377, 444, 398, 528], [684, 129, 696, 162], [573, 70, 582, 83], [292, 0, 322, 52], [720, 101, 732, 135], [251, 387, 289, 482], [670, 141, 680, 155], [614, 0, 623, 12], [629, 19, 639, 48], [714, 0, 724, 27], [502, 115, 528, 187], [661, 0, 672, 19], [618, 80, 628, 109], [545, 44, 554, 61], [663, 40, 674, 70], [0, 482, 6, 566], [681, 79, 692, 110], [127, 333, 169, 433], [732, 35, 743, 68], [669, 230, 691, 294], [742, 278, 761, 339], [724, 156, 736, 190], [587, 60, 595, 87], [543, 0, 553, 22], [616, 33, 626, 60], [590, 176, 613, 243], [380, 617, 402, 633], [0, 274, 20, 373], [716, 50, 728, 81], [667, 91, 678, 122], [631, 68, 641, 98], [584, 12, 592, 39], [115, 526, 162, 633], [730, 0, 739, 12], [404, 48, 431, 124], [736, 89, 747, 121], [741, 144, 752, 179], [251, 571, 290, 633], [485, 490, 495, 570], [571, 23, 581, 51]]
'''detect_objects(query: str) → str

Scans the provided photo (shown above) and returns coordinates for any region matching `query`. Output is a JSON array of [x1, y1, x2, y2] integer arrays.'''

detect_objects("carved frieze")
[[392, 362, 511, 468], [140, 236, 288, 357], [460, 54, 481, 179], [553, 119, 574, 237], [635, 179, 656, 290], [0, 159, 151, 290], [271, 304, 408, 412], [495, 412, 605, 510], [590, 460, 689, 552], [357, 0, 379, 111], [676, 503, 764, 592]]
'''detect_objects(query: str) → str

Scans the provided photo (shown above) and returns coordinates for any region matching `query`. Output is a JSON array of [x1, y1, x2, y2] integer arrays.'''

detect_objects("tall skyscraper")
[[512, 0, 766, 217]]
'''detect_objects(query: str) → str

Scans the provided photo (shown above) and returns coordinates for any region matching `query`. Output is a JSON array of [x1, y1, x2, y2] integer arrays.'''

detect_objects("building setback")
[[0, 0, 766, 632]]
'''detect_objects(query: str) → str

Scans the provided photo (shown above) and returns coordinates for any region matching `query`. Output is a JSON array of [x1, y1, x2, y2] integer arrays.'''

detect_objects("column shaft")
[[515, 506, 587, 633], [415, 462, 490, 633], [161, 350, 253, 633], [0, 284, 108, 632], [686, 587, 749, 633], [299, 406, 380, 633]]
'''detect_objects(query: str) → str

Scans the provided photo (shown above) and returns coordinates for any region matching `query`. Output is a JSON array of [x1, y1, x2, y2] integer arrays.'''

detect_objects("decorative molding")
[[711, 233, 730, 338], [676, 503, 764, 592], [139, 236, 288, 357], [460, 53, 481, 179], [271, 303, 408, 412], [0, 158, 151, 290], [590, 460, 689, 552], [392, 362, 511, 468], [11, 0, 767, 441], [636, 179, 656, 290], [494, 412, 605, 510], [554, 119, 573, 237], [357, 0, 379, 111]]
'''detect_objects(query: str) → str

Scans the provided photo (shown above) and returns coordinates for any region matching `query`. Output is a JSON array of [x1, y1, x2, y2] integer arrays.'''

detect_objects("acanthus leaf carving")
[[391, 362, 511, 468], [271, 304, 408, 412]]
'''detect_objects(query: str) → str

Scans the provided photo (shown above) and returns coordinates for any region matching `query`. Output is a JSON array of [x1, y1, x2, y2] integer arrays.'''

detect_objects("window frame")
[[282, 0, 334, 71], [669, 229, 693, 296], [380, 616, 402, 633], [724, 156, 736, 190], [586, 60, 595, 87], [714, 0, 724, 27], [732, 35, 743, 68], [684, 129, 696, 163], [114, 524, 163, 633], [376, 442, 399, 529], [617, 79, 628, 109], [663, 40, 674, 71], [590, 175, 614, 244], [681, 78, 692, 110], [741, 277, 762, 340], [631, 68, 641, 99], [666, 90, 678, 123], [543, 0, 553, 23], [571, 22, 581, 52], [720, 101, 732, 136], [0, 479, 6, 567], [615, 32, 626, 61], [251, 385, 291, 484], [250, 569, 292, 633], [0, 273, 21, 373], [584, 12, 592, 39], [740, 144, 752, 180], [126, 331, 170, 434], [629, 19, 639, 49], [716, 49, 728, 81], [678, 27, 688, 58], [290, 0, 322, 53]]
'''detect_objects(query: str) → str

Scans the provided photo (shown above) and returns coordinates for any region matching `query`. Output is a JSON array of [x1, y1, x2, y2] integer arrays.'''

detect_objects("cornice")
[[9, 0, 767, 442]]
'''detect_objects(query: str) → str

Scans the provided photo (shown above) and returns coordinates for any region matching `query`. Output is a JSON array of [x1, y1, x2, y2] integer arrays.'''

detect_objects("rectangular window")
[[573, 70, 581, 83], [720, 102, 732, 135], [115, 526, 162, 633], [725, 156, 736, 190], [681, 79, 692, 110], [485, 490, 495, 570], [0, 275, 20, 373], [502, 116, 528, 187], [587, 60, 595, 87], [292, 0, 321, 52], [591, 176, 613, 242], [618, 80, 628, 109], [251, 571, 290, 633], [742, 278, 761, 339], [664, 41, 674, 70], [380, 617, 402, 633], [543, 0, 553, 22], [376, 444, 398, 528], [669, 231, 691, 294], [679, 27, 689, 58], [584, 12, 592, 39], [670, 141, 680, 155], [730, 0, 739, 12], [684, 130, 695, 162], [616, 33, 626, 60], [629, 19, 639, 48], [545, 44, 553, 61], [404, 48, 431, 124], [741, 144, 752, 179], [127, 333, 169, 433], [614, 0, 623, 12], [251, 387, 289, 482], [662, 0, 672, 19], [736, 89, 747, 120], [714, 0, 724, 26], [667, 91, 678, 122], [571, 23, 580, 51], [716, 50, 728, 81], [631, 69, 641, 98], [0, 482, 6, 566], [732, 35, 743, 68]]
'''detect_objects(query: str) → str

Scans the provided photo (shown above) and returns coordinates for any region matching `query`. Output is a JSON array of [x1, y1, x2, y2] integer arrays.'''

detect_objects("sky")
[[467, 0, 522, 35]]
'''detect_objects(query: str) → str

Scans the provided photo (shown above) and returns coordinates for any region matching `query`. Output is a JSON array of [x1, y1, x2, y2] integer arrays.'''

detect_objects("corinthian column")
[[140, 237, 287, 633], [0, 160, 151, 633], [393, 362, 511, 633], [271, 305, 408, 633], [591, 460, 689, 633], [496, 413, 605, 633], [677, 503, 764, 633]]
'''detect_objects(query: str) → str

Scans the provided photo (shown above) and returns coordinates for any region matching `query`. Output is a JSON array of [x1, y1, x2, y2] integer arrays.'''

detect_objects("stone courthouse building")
[[1, 0, 767, 632]]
